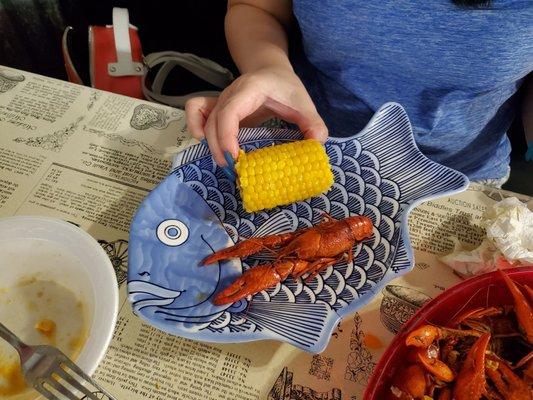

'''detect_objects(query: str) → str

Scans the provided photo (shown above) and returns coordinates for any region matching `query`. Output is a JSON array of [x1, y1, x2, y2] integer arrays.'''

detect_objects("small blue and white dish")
[[127, 103, 468, 353]]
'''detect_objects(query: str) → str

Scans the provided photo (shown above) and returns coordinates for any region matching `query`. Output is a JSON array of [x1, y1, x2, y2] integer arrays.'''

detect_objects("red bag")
[[63, 8, 145, 99], [90, 8, 145, 98]]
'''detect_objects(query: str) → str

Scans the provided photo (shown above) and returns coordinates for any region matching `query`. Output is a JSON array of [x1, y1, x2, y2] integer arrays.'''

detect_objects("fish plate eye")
[[157, 219, 189, 246]]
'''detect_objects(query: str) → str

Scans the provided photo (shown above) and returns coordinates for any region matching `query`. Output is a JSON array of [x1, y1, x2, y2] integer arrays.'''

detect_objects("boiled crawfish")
[[202, 214, 373, 305], [391, 270, 533, 400]]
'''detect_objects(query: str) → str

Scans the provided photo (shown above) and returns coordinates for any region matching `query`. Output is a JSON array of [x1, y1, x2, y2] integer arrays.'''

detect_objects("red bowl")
[[363, 267, 533, 400]]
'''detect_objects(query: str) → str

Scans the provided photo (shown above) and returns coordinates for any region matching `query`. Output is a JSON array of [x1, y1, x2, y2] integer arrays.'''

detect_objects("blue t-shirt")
[[291, 0, 533, 180]]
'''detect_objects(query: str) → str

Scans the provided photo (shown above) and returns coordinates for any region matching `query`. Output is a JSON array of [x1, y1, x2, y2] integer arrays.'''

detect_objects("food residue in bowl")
[[35, 319, 56, 339], [0, 364, 26, 397], [0, 277, 88, 399]]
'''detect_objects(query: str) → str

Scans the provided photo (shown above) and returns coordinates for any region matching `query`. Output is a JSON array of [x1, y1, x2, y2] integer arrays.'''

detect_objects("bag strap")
[[62, 26, 84, 85], [142, 51, 234, 108], [108, 8, 144, 77]]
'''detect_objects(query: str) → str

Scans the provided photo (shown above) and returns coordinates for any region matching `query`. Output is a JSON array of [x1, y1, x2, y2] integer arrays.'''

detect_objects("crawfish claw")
[[416, 347, 455, 382], [213, 261, 296, 305], [453, 333, 491, 400], [202, 233, 295, 265], [405, 325, 441, 347], [499, 270, 533, 345]]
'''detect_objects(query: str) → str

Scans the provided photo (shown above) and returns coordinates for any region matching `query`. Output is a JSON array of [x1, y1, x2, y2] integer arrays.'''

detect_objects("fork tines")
[[33, 353, 114, 400]]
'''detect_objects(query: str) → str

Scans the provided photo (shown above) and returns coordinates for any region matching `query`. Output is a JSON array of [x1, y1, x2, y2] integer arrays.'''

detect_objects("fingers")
[[188, 81, 267, 166], [216, 108, 241, 160], [186, 95, 240, 172], [216, 92, 266, 160], [185, 97, 218, 140], [203, 109, 226, 166], [185, 72, 330, 171], [186, 96, 238, 177]]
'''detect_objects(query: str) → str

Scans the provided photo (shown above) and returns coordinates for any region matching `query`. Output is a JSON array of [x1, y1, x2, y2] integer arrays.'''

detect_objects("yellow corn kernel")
[[235, 139, 334, 213]]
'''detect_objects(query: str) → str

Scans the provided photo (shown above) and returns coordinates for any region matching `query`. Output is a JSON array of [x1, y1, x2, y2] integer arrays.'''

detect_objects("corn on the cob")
[[235, 139, 334, 213]]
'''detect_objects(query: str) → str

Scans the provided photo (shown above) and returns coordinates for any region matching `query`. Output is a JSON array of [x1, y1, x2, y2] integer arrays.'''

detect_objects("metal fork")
[[0, 322, 117, 400]]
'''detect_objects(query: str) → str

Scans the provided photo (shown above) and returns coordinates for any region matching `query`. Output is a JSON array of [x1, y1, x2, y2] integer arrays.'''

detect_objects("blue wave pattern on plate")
[[128, 103, 468, 352]]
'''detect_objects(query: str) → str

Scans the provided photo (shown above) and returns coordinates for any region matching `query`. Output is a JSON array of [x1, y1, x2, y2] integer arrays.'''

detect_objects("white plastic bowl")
[[0, 216, 118, 387]]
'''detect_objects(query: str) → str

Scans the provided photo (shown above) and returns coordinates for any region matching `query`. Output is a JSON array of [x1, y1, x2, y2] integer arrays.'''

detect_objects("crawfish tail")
[[347, 215, 374, 241]]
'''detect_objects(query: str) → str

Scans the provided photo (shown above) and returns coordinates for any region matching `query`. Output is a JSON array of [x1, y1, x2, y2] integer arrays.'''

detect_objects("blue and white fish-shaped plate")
[[127, 102, 469, 353]]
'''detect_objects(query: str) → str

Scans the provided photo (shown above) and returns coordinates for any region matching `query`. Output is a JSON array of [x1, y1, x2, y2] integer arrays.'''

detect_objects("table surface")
[[0, 65, 530, 400]]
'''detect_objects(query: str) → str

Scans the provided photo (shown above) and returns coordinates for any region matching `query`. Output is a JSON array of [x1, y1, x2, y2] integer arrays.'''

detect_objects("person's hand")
[[185, 67, 328, 167], [526, 141, 533, 162]]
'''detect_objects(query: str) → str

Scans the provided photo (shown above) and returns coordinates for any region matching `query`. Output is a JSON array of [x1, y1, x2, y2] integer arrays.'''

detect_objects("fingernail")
[[201, 138, 208, 146], [222, 152, 236, 181], [224, 151, 235, 170], [222, 166, 236, 181]]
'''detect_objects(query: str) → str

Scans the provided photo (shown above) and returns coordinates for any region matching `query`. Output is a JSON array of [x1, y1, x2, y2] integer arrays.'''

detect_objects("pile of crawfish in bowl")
[[389, 271, 533, 400]]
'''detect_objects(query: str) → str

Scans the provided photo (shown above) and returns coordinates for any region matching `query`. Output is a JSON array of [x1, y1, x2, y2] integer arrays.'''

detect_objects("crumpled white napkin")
[[440, 197, 533, 276]]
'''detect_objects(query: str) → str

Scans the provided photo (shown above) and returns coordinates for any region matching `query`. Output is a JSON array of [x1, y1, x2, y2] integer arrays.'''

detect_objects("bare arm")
[[225, 1, 293, 74]]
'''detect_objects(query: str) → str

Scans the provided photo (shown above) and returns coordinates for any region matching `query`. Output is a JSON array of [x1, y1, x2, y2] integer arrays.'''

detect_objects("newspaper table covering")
[[0, 66, 531, 400]]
